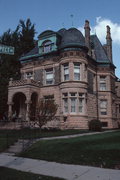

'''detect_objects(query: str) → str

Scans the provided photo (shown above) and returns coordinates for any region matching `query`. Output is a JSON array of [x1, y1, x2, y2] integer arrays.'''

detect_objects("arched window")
[[42, 40, 52, 53]]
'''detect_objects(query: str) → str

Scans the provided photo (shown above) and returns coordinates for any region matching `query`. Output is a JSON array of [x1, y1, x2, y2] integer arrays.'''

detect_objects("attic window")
[[42, 40, 52, 53]]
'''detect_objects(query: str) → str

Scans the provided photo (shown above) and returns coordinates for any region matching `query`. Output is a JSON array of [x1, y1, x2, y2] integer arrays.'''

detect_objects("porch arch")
[[12, 92, 27, 120], [30, 92, 38, 121]]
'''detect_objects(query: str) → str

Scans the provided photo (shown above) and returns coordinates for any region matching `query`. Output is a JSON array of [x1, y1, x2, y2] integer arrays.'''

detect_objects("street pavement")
[[0, 153, 120, 180]]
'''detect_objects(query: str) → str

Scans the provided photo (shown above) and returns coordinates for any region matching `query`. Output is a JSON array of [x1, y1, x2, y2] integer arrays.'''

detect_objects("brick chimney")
[[106, 25, 112, 62], [84, 20, 91, 55]]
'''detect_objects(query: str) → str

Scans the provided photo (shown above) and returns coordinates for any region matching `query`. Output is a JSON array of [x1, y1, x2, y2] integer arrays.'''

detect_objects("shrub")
[[88, 119, 102, 131]]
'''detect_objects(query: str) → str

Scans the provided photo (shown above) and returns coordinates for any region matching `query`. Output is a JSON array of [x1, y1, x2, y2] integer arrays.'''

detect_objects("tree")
[[19, 18, 36, 56], [0, 18, 36, 119], [30, 99, 58, 129]]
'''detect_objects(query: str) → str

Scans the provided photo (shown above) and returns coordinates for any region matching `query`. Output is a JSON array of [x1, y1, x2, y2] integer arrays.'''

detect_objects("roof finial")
[[70, 14, 74, 27], [62, 23, 65, 28]]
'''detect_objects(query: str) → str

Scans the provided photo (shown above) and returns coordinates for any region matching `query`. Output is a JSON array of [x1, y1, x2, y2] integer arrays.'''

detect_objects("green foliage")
[[20, 131, 120, 169], [0, 167, 64, 180], [88, 119, 102, 131], [0, 18, 36, 118]]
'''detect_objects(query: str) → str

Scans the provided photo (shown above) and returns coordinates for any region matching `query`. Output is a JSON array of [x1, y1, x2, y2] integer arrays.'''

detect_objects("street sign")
[[0, 44, 14, 55]]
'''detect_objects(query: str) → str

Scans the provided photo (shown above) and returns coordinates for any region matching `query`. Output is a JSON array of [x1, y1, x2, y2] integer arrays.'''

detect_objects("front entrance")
[[12, 92, 26, 120]]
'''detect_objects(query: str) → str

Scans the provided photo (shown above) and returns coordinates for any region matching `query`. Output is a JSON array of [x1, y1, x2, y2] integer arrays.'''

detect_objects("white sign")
[[0, 44, 14, 55]]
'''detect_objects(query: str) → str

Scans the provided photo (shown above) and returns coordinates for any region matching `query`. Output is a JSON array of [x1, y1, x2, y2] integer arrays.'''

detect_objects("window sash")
[[100, 100, 107, 115], [79, 99, 83, 113], [64, 98, 68, 113], [100, 83, 106, 90], [46, 70, 53, 84], [71, 98, 76, 112], [74, 65, 80, 80]]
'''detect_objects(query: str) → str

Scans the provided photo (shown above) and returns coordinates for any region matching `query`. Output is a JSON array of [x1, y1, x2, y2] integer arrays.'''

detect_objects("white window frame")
[[100, 76, 106, 91], [25, 72, 33, 79], [45, 68, 54, 85], [100, 100, 107, 115], [74, 63, 80, 81], [63, 64, 69, 81], [42, 40, 52, 53]]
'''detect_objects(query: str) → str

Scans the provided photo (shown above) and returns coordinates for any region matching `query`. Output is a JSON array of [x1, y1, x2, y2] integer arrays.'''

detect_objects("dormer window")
[[42, 40, 52, 53], [25, 72, 33, 79]]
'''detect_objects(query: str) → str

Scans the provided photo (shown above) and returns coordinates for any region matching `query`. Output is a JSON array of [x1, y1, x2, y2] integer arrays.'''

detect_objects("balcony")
[[9, 79, 41, 88]]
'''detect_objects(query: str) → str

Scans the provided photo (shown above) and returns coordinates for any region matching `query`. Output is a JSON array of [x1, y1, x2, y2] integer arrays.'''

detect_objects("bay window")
[[64, 64, 69, 81], [74, 63, 80, 80]]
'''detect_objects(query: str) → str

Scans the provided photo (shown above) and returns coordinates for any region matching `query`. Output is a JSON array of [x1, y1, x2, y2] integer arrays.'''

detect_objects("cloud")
[[79, 17, 120, 45]]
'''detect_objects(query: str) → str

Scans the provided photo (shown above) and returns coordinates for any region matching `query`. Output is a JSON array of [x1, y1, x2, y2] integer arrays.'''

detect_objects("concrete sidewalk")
[[0, 153, 120, 180]]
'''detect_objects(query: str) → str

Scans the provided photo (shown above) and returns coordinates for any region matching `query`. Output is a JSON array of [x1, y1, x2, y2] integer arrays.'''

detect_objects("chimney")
[[84, 20, 91, 55], [106, 25, 112, 62]]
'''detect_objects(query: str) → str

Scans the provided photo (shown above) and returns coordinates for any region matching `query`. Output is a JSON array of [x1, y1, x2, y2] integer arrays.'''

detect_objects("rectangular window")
[[26, 72, 33, 79], [100, 76, 106, 91], [71, 98, 76, 112], [45, 68, 53, 85], [79, 98, 83, 113], [64, 64, 69, 81], [78, 93, 84, 113], [74, 63, 80, 80], [100, 100, 107, 115], [102, 122, 108, 127], [63, 98, 68, 113]]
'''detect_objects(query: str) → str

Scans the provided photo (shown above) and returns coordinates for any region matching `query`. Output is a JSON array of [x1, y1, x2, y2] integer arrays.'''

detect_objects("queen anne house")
[[7, 20, 120, 129]]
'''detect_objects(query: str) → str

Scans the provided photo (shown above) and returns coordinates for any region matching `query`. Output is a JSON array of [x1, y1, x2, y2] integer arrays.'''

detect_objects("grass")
[[0, 128, 88, 152], [0, 167, 64, 180], [20, 130, 120, 169]]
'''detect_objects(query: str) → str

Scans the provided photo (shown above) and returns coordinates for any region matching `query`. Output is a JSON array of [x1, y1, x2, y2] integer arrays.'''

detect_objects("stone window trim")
[[42, 40, 53, 53], [62, 92, 86, 115], [44, 68, 54, 85], [62, 63, 69, 81], [99, 75, 107, 91], [74, 62, 80, 81], [99, 99, 107, 116], [25, 71, 34, 80]]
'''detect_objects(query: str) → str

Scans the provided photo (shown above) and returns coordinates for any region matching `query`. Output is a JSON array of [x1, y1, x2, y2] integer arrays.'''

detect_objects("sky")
[[0, 0, 120, 77]]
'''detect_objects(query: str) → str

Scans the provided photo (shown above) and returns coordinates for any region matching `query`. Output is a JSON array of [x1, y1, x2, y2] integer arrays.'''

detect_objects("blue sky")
[[0, 0, 120, 77]]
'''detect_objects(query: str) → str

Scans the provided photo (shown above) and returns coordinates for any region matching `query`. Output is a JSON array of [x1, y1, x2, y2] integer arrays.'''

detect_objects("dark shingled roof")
[[38, 30, 55, 39], [58, 28, 85, 48], [20, 45, 39, 61], [91, 35, 109, 62]]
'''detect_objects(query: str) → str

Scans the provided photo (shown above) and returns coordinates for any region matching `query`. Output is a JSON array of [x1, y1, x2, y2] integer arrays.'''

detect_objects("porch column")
[[25, 100, 31, 121], [8, 102, 13, 120]]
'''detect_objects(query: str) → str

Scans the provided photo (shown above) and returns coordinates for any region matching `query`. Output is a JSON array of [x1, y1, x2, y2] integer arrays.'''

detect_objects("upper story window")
[[25, 72, 33, 79], [45, 68, 54, 85], [100, 76, 106, 91], [74, 63, 80, 80], [42, 40, 52, 53], [100, 100, 107, 115], [64, 63, 69, 81]]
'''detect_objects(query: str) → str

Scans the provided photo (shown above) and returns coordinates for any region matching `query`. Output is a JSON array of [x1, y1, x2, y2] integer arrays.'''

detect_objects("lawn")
[[0, 128, 88, 152], [0, 167, 64, 180], [20, 130, 120, 169]]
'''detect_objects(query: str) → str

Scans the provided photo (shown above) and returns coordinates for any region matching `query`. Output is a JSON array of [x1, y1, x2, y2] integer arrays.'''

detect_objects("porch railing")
[[9, 79, 41, 87]]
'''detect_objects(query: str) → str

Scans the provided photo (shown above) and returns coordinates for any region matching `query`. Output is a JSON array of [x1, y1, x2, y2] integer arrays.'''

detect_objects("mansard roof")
[[58, 28, 85, 48], [20, 27, 111, 64], [91, 35, 110, 63]]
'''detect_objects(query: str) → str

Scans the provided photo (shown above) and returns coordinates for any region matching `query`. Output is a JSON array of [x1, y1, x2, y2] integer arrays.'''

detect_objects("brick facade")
[[7, 21, 120, 129]]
